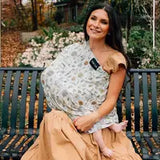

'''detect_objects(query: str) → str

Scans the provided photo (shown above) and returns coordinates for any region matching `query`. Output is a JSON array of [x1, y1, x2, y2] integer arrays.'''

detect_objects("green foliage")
[[30, 36, 46, 44], [127, 26, 151, 57], [2, 20, 9, 28], [18, 62, 33, 68], [148, 49, 160, 68], [42, 26, 69, 40], [26, 25, 70, 48], [2, 19, 17, 31], [127, 26, 160, 68], [69, 25, 83, 33], [42, 27, 54, 40], [9, 19, 16, 28]]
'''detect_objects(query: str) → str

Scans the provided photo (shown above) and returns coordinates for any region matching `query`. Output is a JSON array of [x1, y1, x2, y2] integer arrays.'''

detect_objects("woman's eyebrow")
[[90, 14, 96, 17], [101, 19, 109, 22], [90, 14, 109, 22]]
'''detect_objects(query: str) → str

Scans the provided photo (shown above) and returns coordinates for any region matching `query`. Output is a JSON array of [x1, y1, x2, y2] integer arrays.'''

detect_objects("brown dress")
[[21, 110, 142, 160]]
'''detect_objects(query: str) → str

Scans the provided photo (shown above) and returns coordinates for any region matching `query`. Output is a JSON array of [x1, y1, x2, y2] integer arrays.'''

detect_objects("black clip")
[[89, 58, 100, 70]]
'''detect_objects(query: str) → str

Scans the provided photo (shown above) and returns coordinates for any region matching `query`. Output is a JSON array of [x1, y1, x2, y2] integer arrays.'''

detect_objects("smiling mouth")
[[90, 28, 101, 33]]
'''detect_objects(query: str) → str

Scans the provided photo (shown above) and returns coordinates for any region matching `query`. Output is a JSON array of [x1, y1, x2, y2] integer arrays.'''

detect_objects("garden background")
[[1, 0, 160, 69]]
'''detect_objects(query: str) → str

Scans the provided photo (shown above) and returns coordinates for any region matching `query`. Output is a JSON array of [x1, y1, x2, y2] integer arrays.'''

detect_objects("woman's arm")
[[97, 66, 126, 119], [74, 66, 126, 132]]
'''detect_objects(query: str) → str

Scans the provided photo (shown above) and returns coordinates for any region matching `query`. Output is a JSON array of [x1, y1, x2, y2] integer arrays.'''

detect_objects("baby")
[[93, 121, 128, 157], [74, 115, 128, 158]]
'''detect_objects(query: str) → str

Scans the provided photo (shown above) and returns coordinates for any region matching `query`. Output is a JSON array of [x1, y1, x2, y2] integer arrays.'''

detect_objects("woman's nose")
[[93, 21, 100, 28]]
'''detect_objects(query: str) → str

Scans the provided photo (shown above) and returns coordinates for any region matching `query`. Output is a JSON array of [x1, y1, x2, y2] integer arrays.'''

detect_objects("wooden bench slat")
[[0, 70, 4, 134], [0, 70, 4, 99], [134, 73, 140, 131], [125, 75, 132, 131], [10, 71, 21, 135], [0, 135, 14, 151], [2, 71, 12, 130], [4, 135, 22, 152], [151, 73, 158, 131], [144, 136, 157, 154], [142, 73, 149, 131], [19, 71, 29, 135], [11, 135, 30, 151], [117, 93, 122, 122], [130, 138, 139, 154], [37, 76, 45, 128], [20, 135, 37, 152], [28, 71, 38, 134]]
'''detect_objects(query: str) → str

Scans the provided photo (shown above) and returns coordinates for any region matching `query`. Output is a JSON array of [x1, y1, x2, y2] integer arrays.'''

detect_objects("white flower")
[[142, 47, 147, 52], [141, 58, 150, 66], [17, 30, 85, 67]]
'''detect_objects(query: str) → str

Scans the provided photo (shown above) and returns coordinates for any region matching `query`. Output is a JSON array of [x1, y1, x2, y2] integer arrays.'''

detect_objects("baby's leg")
[[109, 120, 128, 132], [93, 129, 113, 158]]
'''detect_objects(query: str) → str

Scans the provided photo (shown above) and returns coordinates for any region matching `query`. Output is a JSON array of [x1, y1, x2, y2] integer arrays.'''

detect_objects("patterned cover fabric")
[[41, 41, 126, 133]]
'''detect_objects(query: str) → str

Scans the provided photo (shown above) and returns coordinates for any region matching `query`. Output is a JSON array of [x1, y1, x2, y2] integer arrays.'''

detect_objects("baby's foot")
[[101, 147, 113, 157], [110, 120, 128, 132]]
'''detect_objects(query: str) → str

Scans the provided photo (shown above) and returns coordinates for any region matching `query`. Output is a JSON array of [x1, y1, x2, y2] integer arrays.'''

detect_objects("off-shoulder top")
[[41, 41, 127, 133]]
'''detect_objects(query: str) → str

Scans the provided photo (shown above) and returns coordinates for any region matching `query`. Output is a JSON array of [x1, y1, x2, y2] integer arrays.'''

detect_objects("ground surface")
[[1, 31, 27, 67]]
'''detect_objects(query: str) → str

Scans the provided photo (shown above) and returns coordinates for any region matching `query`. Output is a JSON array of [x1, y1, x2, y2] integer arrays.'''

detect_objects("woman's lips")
[[90, 28, 101, 33]]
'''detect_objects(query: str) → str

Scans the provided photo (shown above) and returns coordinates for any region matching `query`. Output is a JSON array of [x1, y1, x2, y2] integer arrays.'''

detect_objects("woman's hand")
[[73, 112, 99, 132]]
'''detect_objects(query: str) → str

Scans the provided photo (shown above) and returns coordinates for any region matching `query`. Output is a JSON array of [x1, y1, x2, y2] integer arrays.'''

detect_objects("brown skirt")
[[21, 110, 142, 160]]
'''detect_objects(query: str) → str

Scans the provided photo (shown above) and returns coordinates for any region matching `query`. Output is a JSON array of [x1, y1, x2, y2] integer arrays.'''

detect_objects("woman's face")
[[86, 9, 109, 41]]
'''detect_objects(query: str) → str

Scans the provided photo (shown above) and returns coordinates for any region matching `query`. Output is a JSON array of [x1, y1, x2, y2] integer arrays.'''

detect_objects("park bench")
[[0, 67, 159, 160]]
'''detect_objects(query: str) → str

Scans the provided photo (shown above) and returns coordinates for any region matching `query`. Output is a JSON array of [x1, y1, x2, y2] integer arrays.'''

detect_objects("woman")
[[21, 3, 142, 160]]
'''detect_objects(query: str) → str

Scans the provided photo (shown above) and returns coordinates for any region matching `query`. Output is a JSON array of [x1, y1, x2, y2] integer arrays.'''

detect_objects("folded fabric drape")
[[21, 109, 142, 160]]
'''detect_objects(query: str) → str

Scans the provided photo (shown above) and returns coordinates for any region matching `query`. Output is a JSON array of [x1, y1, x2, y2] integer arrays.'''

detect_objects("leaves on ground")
[[1, 31, 28, 67]]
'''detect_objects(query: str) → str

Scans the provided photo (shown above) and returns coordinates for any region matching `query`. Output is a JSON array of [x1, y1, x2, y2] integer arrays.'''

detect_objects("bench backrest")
[[0, 68, 159, 135], [0, 68, 48, 136], [117, 69, 160, 132]]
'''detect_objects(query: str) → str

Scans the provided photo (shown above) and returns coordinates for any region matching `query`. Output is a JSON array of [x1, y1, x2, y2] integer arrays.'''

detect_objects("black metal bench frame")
[[0, 67, 159, 160]]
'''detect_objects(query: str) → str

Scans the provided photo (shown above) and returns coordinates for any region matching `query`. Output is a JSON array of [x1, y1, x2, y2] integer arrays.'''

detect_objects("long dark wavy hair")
[[83, 3, 131, 71]]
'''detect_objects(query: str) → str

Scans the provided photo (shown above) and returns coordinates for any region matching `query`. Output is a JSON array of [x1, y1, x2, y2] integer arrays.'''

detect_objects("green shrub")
[[127, 26, 160, 68], [69, 25, 83, 33], [30, 36, 46, 44]]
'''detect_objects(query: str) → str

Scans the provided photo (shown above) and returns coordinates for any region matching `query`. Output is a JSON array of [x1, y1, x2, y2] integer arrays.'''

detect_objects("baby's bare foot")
[[101, 147, 113, 157], [110, 120, 128, 132]]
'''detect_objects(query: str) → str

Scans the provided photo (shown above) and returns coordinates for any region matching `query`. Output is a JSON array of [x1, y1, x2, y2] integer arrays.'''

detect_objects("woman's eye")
[[90, 17, 96, 20], [101, 21, 108, 24]]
